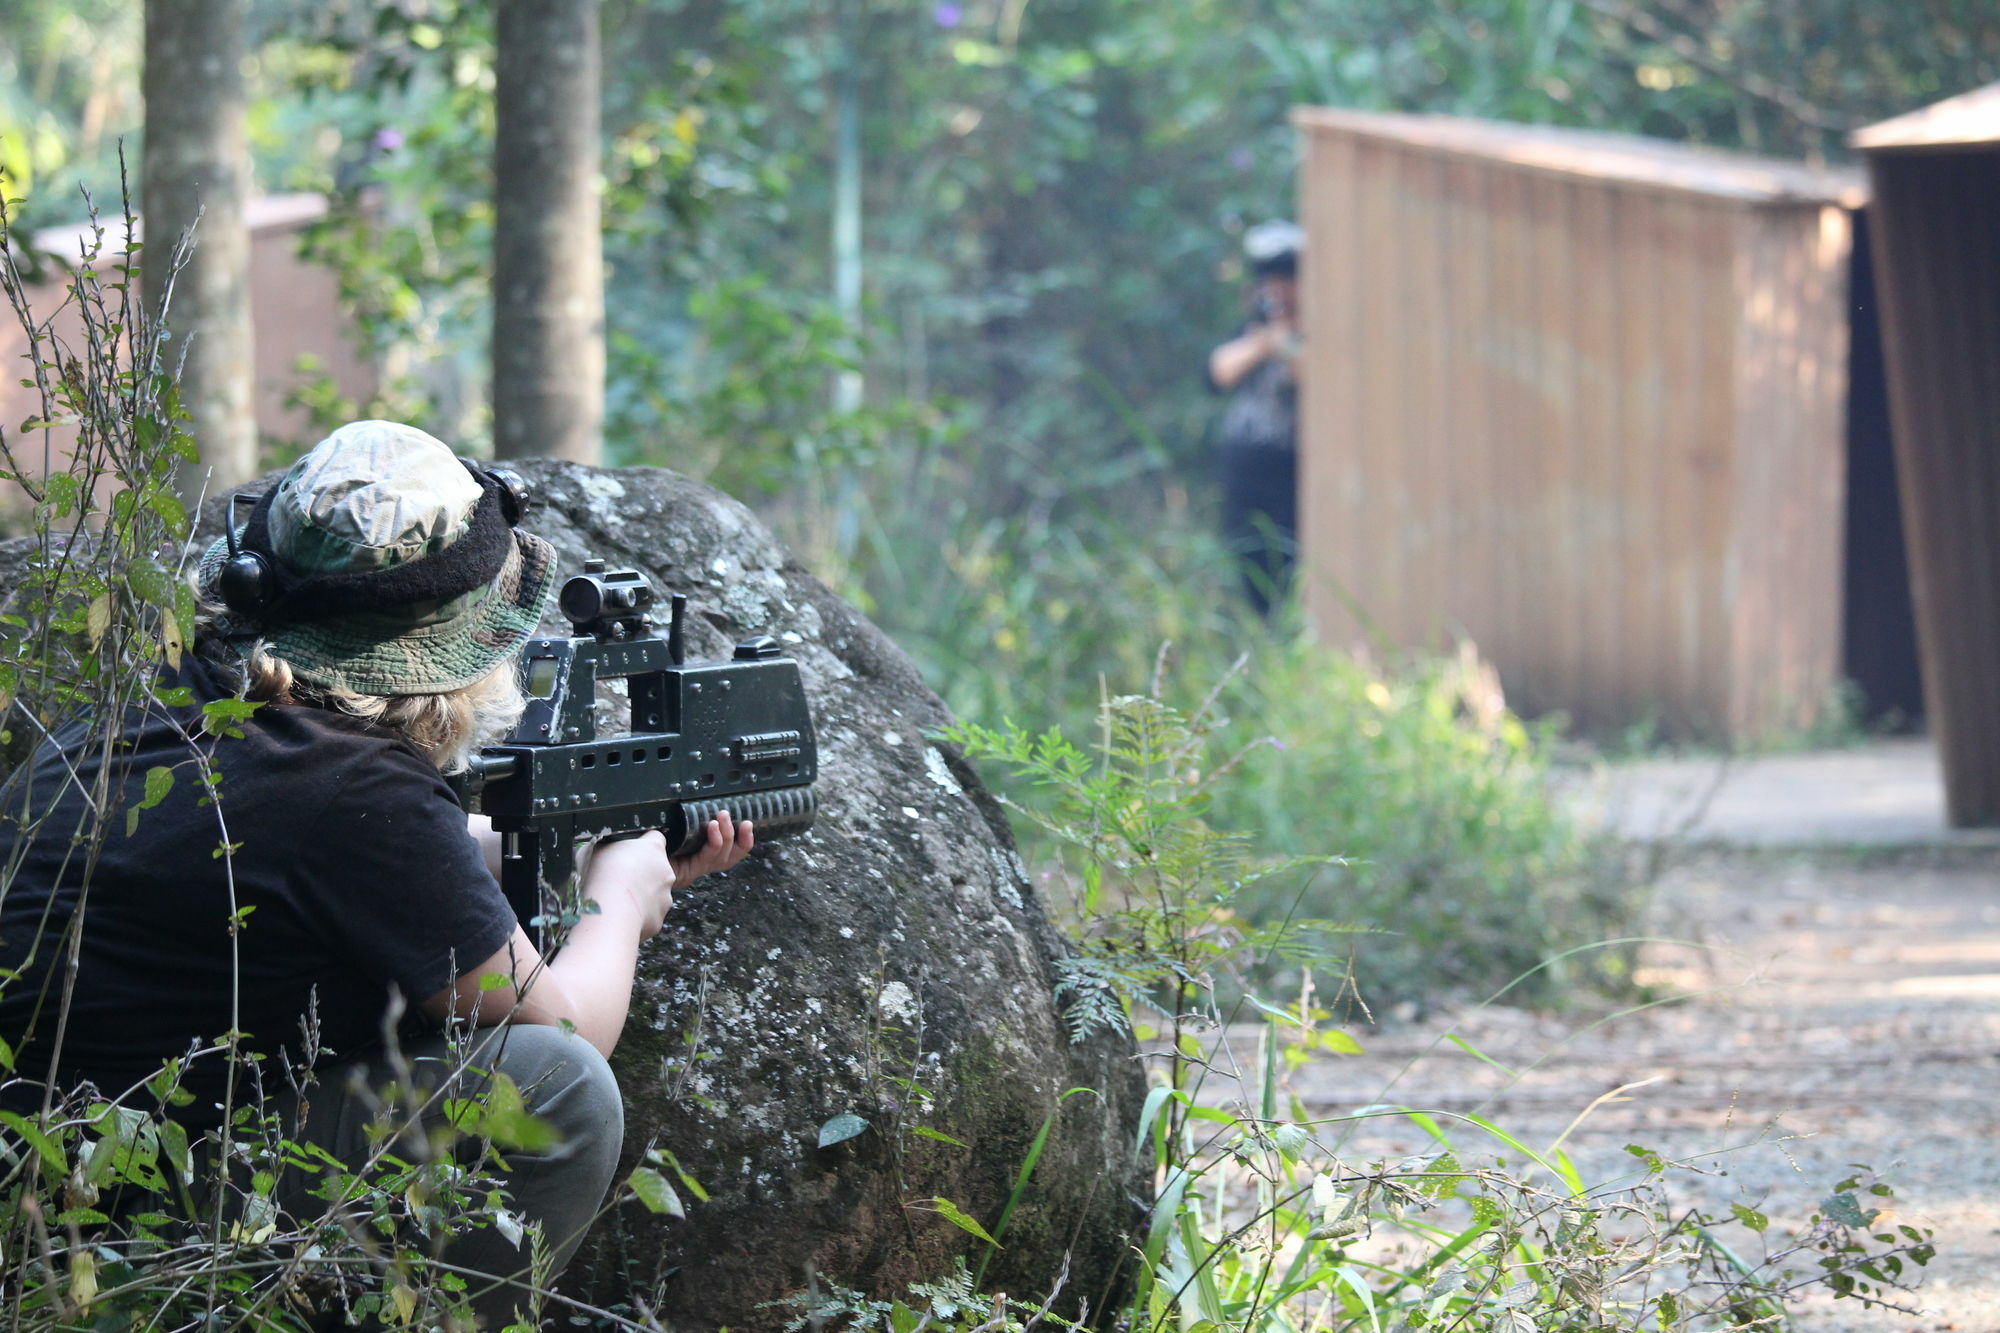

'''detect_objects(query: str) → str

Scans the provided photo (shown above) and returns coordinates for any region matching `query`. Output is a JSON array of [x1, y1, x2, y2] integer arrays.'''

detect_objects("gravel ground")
[[1210, 850, 2000, 1332]]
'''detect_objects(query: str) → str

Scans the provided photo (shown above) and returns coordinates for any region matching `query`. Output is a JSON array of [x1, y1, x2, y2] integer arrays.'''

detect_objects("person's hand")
[[586, 830, 677, 937], [671, 809, 754, 890]]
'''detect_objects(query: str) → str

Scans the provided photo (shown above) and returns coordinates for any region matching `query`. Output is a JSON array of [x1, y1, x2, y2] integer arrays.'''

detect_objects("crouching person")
[[0, 421, 752, 1327]]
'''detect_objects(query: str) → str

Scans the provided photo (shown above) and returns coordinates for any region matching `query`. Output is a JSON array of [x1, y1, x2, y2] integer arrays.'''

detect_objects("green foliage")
[[1209, 642, 1636, 1004], [946, 691, 1349, 1046], [913, 476, 1627, 1007], [937, 679, 1936, 1333], [0, 184, 687, 1333], [4, 0, 1998, 492]]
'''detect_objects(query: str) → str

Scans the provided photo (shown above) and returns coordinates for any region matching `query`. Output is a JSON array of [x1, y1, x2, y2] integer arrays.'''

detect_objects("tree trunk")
[[492, 0, 603, 463], [141, 0, 256, 499]]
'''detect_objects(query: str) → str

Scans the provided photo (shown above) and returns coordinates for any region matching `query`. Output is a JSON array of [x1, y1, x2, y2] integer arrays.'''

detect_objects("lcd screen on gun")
[[524, 656, 561, 699]]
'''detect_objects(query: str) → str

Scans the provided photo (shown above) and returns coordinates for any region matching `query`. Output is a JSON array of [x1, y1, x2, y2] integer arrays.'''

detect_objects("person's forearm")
[[532, 888, 646, 1057], [467, 814, 503, 879], [1208, 330, 1273, 391]]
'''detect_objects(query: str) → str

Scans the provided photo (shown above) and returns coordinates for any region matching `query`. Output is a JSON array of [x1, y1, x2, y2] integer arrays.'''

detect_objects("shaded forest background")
[[4, 4, 1995, 710], [3, 1, 1998, 1004]]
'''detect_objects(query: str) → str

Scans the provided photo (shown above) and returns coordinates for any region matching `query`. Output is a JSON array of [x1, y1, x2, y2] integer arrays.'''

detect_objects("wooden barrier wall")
[[1856, 85, 2000, 824], [1293, 110, 1859, 739], [0, 193, 374, 458]]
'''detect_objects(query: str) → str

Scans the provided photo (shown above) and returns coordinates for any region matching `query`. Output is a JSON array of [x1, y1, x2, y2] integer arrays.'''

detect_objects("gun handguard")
[[450, 559, 818, 937]]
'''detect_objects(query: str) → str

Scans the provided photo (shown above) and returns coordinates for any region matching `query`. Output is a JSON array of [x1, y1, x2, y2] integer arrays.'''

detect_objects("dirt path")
[[1267, 850, 2000, 1332]]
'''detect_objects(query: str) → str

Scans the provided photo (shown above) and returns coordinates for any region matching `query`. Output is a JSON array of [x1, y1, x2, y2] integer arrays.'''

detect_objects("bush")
[[1206, 639, 1634, 1007], [805, 436, 1629, 1008], [934, 687, 1935, 1333]]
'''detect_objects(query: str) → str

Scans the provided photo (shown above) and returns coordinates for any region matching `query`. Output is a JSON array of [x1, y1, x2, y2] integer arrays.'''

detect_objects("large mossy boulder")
[[200, 461, 1150, 1329]]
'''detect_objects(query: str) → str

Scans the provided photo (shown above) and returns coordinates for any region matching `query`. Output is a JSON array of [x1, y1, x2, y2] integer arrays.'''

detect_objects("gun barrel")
[[452, 752, 521, 810]]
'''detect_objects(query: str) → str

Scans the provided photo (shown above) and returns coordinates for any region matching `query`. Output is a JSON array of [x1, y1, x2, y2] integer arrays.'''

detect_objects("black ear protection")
[[480, 462, 530, 526], [218, 491, 280, 617], [218, 457, 532, 621]]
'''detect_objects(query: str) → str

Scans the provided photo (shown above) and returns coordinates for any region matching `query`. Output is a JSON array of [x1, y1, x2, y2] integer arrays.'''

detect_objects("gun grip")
[[500, 824, 581, 944]]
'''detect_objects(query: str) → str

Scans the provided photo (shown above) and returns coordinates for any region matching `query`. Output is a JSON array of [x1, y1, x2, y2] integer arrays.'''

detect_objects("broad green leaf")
[[85, 594, 111, 650], [124, 556, 175, 609], [160, 1119, 191, 1184], [146, 487, 188, 536], [472, 1073, 559, 1151], [1134, 1083, 1182, 1155], [0, 1111, 68, 1174], [43, 473, 80, 517], [628, 1166, 685, 1217], [1822, 1191, 1877, 1229], [649, 1147, 711, 1202], [54, 1208, 109, 1227], [1731, 1203, 1769, 1233], [915, 1196, 999, 1247], [817, 1113, 868, 1148]]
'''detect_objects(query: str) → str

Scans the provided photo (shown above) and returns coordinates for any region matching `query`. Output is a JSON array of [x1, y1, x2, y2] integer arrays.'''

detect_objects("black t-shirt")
[[0, 653, 517, 1128]]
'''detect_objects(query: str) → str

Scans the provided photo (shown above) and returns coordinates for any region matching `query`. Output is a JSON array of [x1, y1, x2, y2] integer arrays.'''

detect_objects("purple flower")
[[1231, 147, 1254, 172], [371, 127, 405, 153], [933, 2, 963, 28]]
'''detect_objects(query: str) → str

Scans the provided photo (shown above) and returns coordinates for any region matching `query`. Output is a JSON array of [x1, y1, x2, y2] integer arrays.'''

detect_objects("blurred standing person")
[[1208, 221, 1303, 615]]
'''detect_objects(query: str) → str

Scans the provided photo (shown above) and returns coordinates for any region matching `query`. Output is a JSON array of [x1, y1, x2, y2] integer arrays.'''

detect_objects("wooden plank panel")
[[1614, 183, 1667, 727], [1536, 170, 1581, 719], [1689, 198, 1740, 734], [1782, 207, 1820, 728], [1655, 196, 1708, 730], [1487, 157, 1533, 681], [1437, 150, 1478, 658], [1298, 110, 1857, 744], [1293, 107, 1866, 208], [1467, 157, 1508, 667], [1731, 203, 1848, 737], [1727, 207, 1776, 737], [1866, 147, 2000, 821], [1353, 138, 1406, 643], [1391, 144, 1433, 649], [1441, 153, 1492, 664], [1408, 144, 1454, 653], [1570, 172, 1623, 728], [1802, 203, 1855, 721], [1299, 124, 1364, 645]]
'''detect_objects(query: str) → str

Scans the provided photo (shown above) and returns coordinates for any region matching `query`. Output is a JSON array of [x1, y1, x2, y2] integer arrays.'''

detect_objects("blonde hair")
[[196, 600, 525, 772]]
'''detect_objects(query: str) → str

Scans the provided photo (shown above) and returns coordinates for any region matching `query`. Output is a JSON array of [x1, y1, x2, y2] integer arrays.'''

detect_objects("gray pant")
[[278, 1024, 623, 1328]]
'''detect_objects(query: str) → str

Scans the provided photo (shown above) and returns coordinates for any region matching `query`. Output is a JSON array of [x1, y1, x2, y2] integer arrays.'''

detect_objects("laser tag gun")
[[451, 558, 818, 935]]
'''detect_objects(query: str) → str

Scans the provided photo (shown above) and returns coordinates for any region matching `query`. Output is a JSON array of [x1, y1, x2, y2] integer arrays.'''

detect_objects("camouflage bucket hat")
[[197, 420, 557, 696]]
